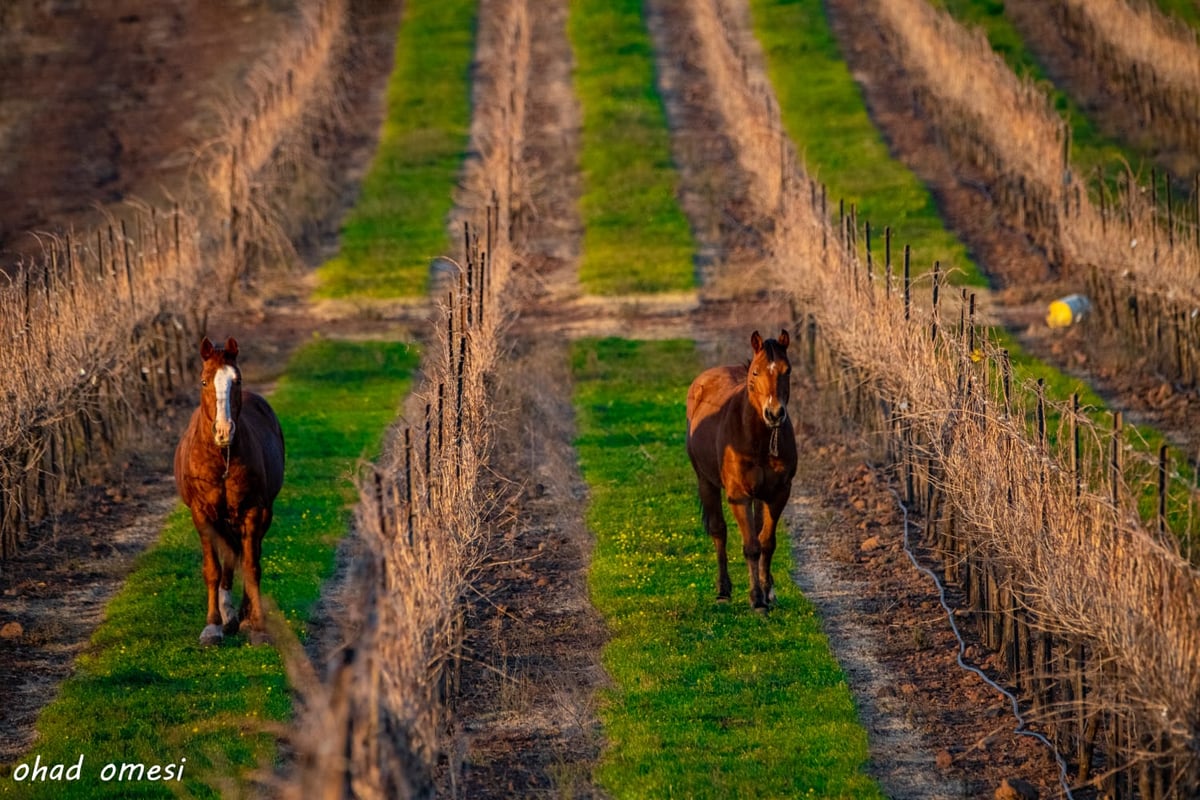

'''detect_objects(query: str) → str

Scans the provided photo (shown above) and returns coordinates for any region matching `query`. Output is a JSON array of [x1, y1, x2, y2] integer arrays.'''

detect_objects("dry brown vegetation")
[[0, 0, 358, 560], [690, 0, 1200, 793], [864, 0, 1200, 393], [278, 2, 531, 796], [1008, 0, 1200, 182]]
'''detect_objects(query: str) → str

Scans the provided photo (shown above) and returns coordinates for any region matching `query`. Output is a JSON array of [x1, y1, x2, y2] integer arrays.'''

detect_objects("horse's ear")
[[200, 337, 215, 360], [225, 337, 239, 360], [750, 330, 764, 352], [778, 329, 790, 349]]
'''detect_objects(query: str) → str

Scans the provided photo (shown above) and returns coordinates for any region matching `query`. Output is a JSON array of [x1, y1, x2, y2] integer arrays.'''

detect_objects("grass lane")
[[573, 337, 883, 799], [568, 0, 696, 294], [747, 0, 980, 287], [316, 0, 476, 299]]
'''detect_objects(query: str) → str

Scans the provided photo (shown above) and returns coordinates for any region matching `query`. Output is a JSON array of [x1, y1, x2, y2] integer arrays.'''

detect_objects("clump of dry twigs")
[[867, 0, 1200, 389]]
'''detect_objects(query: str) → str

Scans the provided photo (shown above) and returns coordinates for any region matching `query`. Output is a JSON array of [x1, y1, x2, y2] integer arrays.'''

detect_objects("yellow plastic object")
[[1046, 294, 1090, 328]]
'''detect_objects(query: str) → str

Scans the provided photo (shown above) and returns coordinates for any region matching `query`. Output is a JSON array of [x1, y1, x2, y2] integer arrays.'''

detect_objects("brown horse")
[[174, 337, 285, 645], [686, 330, 797, 611]]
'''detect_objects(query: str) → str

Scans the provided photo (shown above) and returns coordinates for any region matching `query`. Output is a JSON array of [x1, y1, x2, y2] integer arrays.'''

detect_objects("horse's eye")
[[201, 380, 208, 387]]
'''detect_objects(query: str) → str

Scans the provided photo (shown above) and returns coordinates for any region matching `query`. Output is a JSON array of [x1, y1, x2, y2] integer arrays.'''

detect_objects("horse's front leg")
[[729, 498, 767, 611], [219, 542, 238, 635], [238, 508, 271, 646], [193, 515, 225, 646], [758, 495, 787, 607]]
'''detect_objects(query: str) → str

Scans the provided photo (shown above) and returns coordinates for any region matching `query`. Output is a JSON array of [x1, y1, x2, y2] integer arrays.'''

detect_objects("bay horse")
[[174, 337, 285, 645], [686, 330, 797, 612]]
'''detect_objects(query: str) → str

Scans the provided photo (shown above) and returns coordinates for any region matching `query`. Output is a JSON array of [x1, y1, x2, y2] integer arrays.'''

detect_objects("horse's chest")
[[190, 466, 259, 526], [722, 449, 790, 499]]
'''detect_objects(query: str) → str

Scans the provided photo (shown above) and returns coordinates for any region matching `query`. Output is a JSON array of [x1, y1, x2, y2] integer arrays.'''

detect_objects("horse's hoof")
[[754, 605, 770, 617], [715, 594, 731, 603], [199, 624, 224, 646], [247, 629, 272, 647]]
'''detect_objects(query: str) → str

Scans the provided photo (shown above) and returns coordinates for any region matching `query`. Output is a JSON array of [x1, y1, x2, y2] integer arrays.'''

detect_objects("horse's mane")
[[744, 337, 789, 368]]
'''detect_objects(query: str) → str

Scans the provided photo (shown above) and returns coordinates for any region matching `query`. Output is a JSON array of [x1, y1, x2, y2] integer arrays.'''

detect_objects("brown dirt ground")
[[1, 0, 1169, 796]]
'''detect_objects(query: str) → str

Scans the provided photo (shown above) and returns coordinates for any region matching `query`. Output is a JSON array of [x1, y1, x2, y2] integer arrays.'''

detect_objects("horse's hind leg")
[[698, 478, 732, 601]]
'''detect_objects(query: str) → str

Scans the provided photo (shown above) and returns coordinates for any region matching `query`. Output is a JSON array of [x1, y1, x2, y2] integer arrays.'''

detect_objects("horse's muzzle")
[[763, 406, 787, 428], [213, 420, 236, 448]]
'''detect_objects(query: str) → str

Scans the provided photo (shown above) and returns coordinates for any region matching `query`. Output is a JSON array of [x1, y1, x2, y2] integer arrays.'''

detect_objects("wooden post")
[[1111, 411, 1124, 511], [437, 383, 446, 455], [1036, 379, 1047, 452], [903, 244, 911, 321], [865, 220, 873, 291], [1158, 443, 1169, 538], [1071, 393, 1081, 499], [884, 226, 892, 299], [424, 402, 433, 510], [1001, 349, 1012, 417], [930, 260, 940, 341], [405, 428, 414, 546], [121, 220, 134, 305]]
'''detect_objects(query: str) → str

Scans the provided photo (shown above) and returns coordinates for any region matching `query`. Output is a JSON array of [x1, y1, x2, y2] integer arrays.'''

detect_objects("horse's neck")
[[733, 388, 767, 442]]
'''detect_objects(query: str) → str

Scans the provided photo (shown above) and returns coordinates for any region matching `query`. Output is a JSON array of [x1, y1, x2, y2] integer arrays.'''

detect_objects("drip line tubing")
[[892, 488, 1077, 799]]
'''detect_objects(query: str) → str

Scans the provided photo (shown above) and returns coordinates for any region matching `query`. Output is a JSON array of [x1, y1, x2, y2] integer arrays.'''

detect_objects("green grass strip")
[[568, 0, 696, 294], [316, 0, 476, 299], [1, 340, 417, 799], [572, 337, 883, 799], [747, 0, 981, 286]]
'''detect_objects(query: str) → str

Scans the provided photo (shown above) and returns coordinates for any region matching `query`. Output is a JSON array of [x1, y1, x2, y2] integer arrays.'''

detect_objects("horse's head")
[[199, 337, 243, 448], [747, 329, 791, 428]]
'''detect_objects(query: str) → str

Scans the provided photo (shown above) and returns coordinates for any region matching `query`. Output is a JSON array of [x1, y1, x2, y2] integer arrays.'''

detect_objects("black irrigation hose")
[[891, 488, 1077, 799]]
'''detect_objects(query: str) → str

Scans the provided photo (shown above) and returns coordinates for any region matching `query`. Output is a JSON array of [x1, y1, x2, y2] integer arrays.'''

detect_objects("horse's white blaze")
[[212, 365, 238, 446]]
